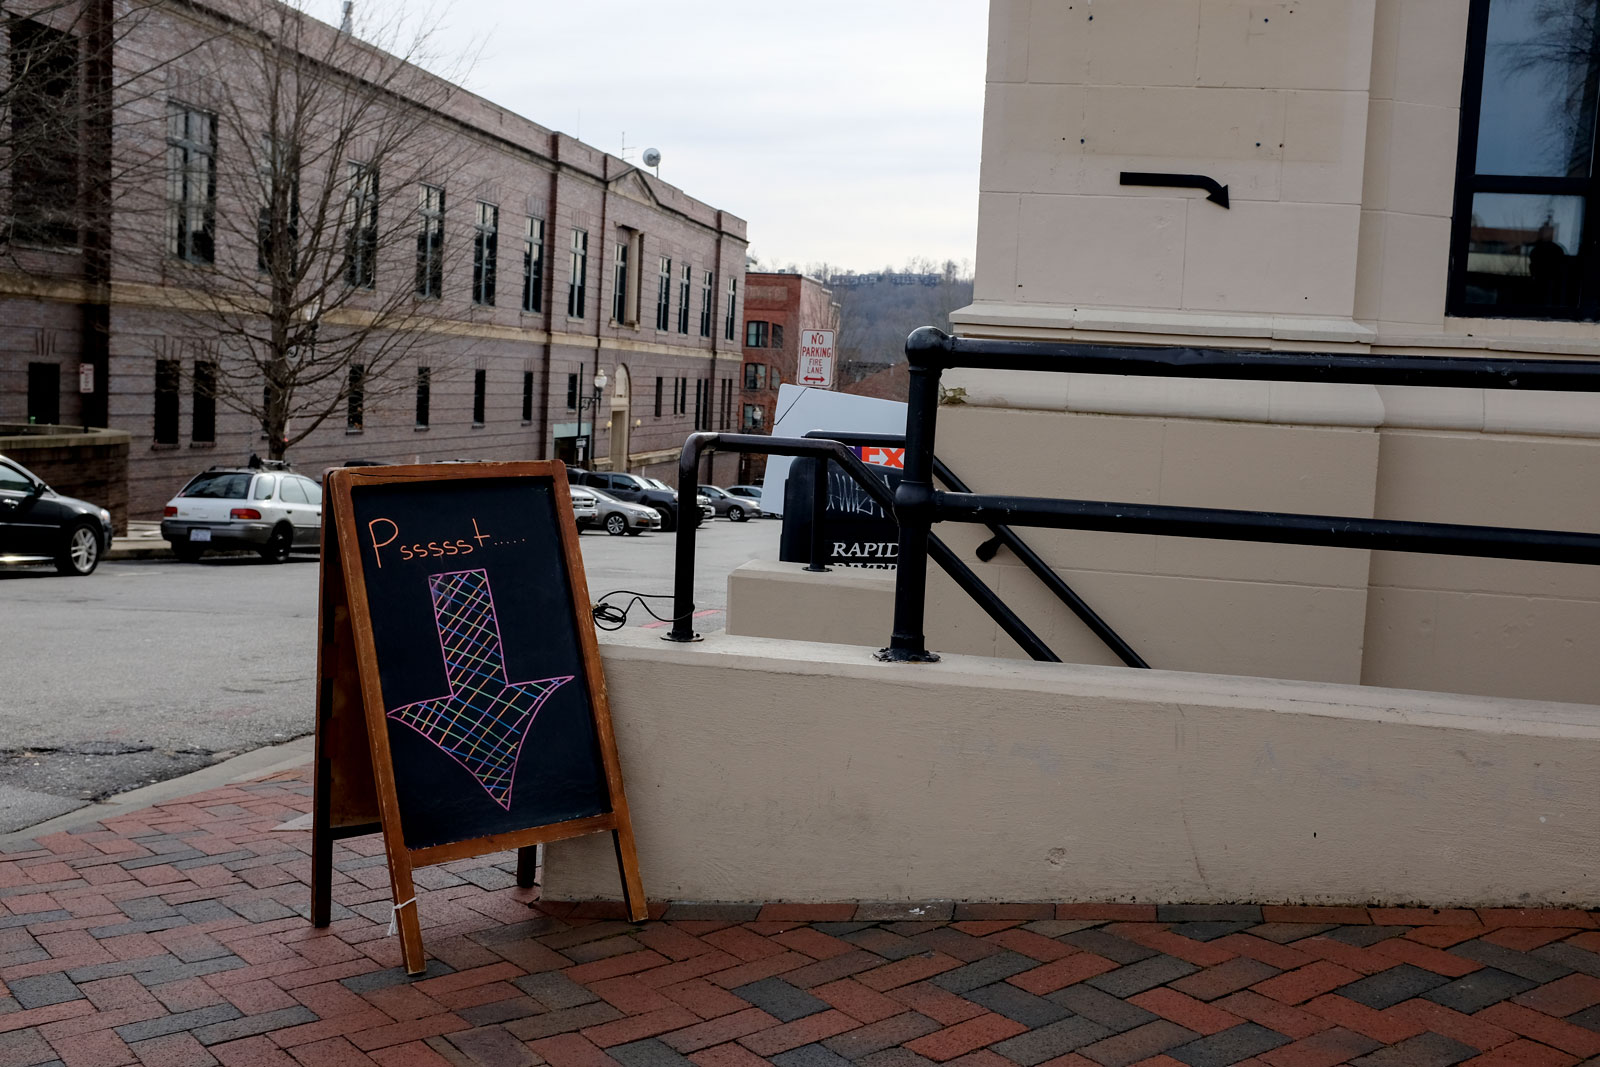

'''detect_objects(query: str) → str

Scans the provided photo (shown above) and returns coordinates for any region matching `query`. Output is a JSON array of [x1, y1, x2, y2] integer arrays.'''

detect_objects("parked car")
[[0, 454, 113, 576], [726, 484, 774, 517], [700, 485, 760, 522], [161, 467, 323, 562], [583, 486, 660, 536], [570, 487, 599, 529], [640, 477, 715, 523], [575, 471, 680, 530]]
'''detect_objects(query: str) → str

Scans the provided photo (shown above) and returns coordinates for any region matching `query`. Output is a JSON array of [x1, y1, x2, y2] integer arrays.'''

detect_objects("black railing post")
[[666, 433, 714, 642], [807, 456, 831, 572], [880, 327, 949, 662]]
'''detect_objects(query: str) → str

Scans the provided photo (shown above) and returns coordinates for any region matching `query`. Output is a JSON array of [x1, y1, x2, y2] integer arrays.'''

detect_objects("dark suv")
[[575, 471, 680, 530]]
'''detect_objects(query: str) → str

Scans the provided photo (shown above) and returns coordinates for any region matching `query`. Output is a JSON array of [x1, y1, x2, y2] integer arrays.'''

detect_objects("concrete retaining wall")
[[545, 628, 1600, 907]]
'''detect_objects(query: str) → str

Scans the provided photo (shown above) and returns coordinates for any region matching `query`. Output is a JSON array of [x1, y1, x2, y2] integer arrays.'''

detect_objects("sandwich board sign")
[[798, 330, 836, 388], [311, 462, 645, 974]]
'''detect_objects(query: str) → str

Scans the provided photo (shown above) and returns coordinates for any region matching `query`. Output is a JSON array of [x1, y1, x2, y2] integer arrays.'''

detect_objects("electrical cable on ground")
[[591, 589, 691, 631]]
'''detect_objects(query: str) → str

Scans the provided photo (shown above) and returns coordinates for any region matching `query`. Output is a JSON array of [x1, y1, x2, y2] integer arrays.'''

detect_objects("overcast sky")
[[312, 0, 988, 274]]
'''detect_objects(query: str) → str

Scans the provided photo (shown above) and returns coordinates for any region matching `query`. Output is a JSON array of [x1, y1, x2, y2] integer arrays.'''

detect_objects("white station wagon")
[[161, 466, 323, 562]]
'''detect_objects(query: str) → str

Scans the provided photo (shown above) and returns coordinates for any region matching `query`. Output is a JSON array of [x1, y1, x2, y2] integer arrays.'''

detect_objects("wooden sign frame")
[[311, 462, 645, 974]]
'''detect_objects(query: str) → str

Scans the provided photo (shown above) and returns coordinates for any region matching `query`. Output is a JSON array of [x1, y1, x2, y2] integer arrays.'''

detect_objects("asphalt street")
[[0, 516, 779, 832]]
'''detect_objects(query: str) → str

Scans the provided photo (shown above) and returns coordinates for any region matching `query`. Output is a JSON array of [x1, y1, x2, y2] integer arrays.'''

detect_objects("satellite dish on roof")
[[642, 148, 661, 175]]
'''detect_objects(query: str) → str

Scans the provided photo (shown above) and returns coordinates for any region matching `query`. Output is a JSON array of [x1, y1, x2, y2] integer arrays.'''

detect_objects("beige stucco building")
[[900, 0, 1600, 703]]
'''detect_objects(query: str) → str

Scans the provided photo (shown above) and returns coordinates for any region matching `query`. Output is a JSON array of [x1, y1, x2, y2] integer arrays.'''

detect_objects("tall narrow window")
[[347, 364, 365, 431], [167, 104, 216, 263], [566, 372, 578, 410], [415, 366, 430, 428], [473, 201, 498, 305], [613, 239, 629, 322], [568, 229, 588, 317], [522, 217, 544, 313], [676, 376, 687, 415], [695, 378, 708, 431], [720, 378, 731, 430], [657, 257, 672, 330], [1449, 0, 1600, 318], [192, 361, 216, 442], [472, 369, 486, 425], [257, 137, 299, 275], [416, 184, 444, 297], [654, 376, 664, 417], [724, 277, 738, 341], [345, 163, 378, 289], [678, 264, 692, 333], [522, 371, 534, 423], [10, 21, 79, 247], [744, 363, 765, 390], [771, 323, 784, 349], [26, 362, 59, 425], [700, 271, 714, 337], [154, 360, 180, 444]]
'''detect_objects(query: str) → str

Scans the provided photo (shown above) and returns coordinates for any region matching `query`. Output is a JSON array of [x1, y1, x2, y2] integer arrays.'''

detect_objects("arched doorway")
[[609, 364, 631, 472]]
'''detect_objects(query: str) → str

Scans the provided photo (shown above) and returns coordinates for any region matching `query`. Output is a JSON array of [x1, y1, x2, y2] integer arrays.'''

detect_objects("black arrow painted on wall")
[[1119, 171, 1230, 209]]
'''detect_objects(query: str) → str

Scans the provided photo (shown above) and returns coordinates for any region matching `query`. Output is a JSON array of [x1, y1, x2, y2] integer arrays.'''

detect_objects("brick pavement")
[[3, 770, 1600, 1067]]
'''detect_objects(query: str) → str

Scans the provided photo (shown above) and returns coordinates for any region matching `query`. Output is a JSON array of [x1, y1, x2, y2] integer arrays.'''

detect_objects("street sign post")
[[798, 329, 836, 388]]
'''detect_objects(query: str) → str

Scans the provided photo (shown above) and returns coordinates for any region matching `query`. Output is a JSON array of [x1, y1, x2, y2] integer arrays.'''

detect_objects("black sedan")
[[0, 454, 114, 576]]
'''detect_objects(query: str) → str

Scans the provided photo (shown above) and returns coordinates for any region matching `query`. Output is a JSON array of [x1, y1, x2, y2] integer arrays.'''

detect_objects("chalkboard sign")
[[311, 462, 644, 975]]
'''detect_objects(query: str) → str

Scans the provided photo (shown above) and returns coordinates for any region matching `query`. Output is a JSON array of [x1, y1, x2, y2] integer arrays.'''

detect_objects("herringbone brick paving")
[[2, 771, 1599, 1067]]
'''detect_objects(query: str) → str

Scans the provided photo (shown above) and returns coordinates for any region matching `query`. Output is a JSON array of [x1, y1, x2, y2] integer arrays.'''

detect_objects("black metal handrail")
[[879, 327, 1600, 662], [799, 430, 1148, 669], [669, 433, 1058, 659]]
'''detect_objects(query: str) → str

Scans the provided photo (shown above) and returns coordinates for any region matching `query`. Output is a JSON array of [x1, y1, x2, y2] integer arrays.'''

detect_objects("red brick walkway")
[[2, 771, 1599, 1067]]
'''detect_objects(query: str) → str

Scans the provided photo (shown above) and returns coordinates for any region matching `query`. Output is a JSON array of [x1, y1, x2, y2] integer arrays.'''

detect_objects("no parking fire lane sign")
[[799, 330, 836, 388]]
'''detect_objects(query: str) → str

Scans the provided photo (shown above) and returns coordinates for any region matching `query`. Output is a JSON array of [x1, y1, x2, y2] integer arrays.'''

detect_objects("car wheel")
[[728, 505, 745, 522], [259, 523, 293, 563], [654, 506, 675, 532], [55, 521, 102, 576], [605, 513, 627, 536], [172, 542, 204, 563]]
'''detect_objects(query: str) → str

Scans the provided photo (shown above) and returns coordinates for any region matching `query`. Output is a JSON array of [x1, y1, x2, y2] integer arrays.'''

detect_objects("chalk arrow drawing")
[[387, 568, 572, 809]]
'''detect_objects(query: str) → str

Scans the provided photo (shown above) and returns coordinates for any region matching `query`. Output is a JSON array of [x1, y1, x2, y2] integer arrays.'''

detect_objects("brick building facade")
[[737, 272, 839, 482], [0, 0, 747, 517]]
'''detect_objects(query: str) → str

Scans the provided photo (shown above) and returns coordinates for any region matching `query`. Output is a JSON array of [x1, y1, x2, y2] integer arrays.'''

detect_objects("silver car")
[[161, 467, 322, 562], [570, 487, 600, 528], [700, 485, 760, 522], [584, 486, 661, 536]]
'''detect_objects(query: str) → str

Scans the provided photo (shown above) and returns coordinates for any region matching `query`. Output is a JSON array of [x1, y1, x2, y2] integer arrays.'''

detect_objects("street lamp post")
[[578, 366, 608, 468]]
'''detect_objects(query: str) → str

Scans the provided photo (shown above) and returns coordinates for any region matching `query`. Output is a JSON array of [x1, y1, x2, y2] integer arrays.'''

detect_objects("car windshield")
[[701, 486, 726, 499], [585, 486, 625, 504], [643, 478, 670, 491], [181, 472, 253, 499]]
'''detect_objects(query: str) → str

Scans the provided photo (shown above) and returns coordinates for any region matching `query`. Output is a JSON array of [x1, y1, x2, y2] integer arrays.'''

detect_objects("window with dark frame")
[[721, 377, 731, 429], [167, 103, 216, 263], [523, 217, 544, 313], [744, 362, 765, 390], [568, 229, 588, 317], [700, 271, 714, 336], [416, 184, 445, 297], [522, 370, 534, 423], [9, 20, 79, 248], [724, 276, 738, 341], [26, 362, 59, 425], [566, 372, 578, 410], [1449, 0, 1600, 319], [694, 378, 705, 430], [154, 360, 180, 444], [257, 137, 300, 275], [745, 320, 768, 347], [345, 162, 378, 289], [416, 366, 431, 428], [655, 375, 664, 416], [473, 201, 498, 305], [676, 376, 687, 415], [678, 264, 692, 333], [742, 403, 763, 431], [473, 369, 487, 425], [771, 323, 784, 349], [657, 257, 672, 330], [613, 239, 629, 322], [192, 360, 215, 442], [347, 364, 365, 431]]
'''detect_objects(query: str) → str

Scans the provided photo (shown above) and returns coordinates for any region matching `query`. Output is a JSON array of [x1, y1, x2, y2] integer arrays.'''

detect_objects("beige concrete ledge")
[[545, 628, 1600, 907]]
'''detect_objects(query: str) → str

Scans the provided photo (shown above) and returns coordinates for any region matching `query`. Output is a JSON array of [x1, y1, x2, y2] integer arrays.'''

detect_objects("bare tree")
[[132, 0, 479, 460]]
